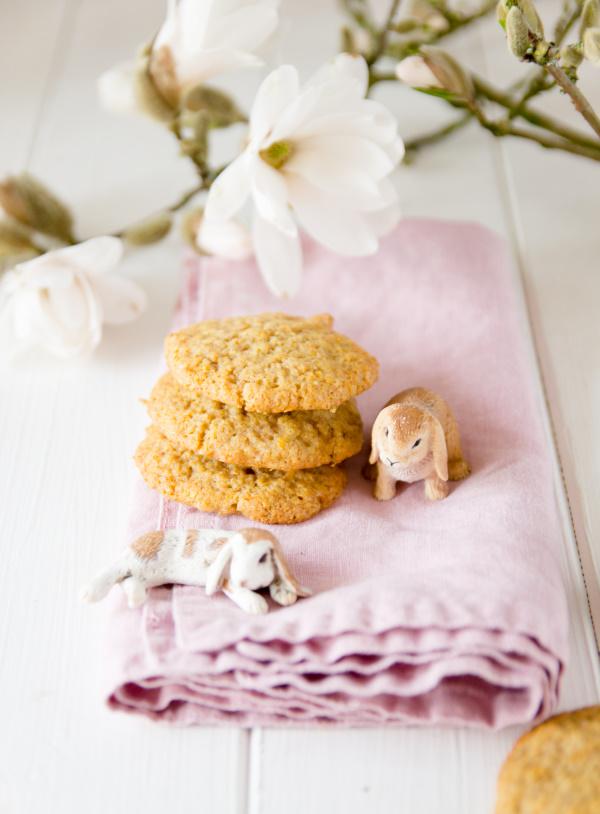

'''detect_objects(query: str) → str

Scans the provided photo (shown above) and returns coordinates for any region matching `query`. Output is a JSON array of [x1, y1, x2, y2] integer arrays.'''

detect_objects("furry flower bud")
[[396, 47, 473, 99], [182, 86, 245, 127], [583, 27, 600, 64], [0, 220, 37, 259], [561, 42, 584, 71], [124, 212, 172, 246], [133, 44, 176, 123], [518, 0, 544, 36], [506, 7, 531, 59], [0, 174, 75, 244], [580, 0, 600, 38]]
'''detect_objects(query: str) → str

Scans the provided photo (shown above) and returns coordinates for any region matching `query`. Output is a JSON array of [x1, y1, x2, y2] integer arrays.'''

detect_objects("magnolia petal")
[[56, 236, 123, 278], [13, 256, 75, 289], [97, 62, 138, 115], [250, 64, 299, 144], [286, 174, 379, 257], [11, 287, 41, 341], [291, 104, 398, 145], [38, 273, 102, 358], [91, 274, 147, 325], [268, 77, 367, 144], [251, 159, 296, 236], [177, 47, 263, 88], [365, 198, 402, 238], [253, 213, 302, 298], [205, 153, 252, 223], [197, 217, 253, 260], [288, 134, 395, 185], [209, 6, 279, 53], [303, 53, 369, 97], [47, 276, 90, 331], [174, 0, 212, 61]]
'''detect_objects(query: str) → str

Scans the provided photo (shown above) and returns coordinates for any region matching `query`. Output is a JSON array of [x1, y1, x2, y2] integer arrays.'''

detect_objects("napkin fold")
[[103, 218, 568, 728]]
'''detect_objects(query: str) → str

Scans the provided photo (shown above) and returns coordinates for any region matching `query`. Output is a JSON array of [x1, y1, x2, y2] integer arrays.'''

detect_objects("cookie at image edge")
[[147, 373, 364, 470], [495, 705, 600, 814], [165, 312, 379, 412], [134, 425, 348, 525]]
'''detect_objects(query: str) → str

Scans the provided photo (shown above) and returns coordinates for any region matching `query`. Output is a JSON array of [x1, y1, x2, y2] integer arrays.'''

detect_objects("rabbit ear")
[[369, 413, 382, 464], [205, 542, 233, 596], [430, 416, 448, 481], [271, 539, 312, 598]]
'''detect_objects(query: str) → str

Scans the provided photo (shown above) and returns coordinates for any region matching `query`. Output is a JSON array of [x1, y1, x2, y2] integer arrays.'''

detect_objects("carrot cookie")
[[134, 425, 348, 525], [165, 312, 379, 412], [495, 705, 600, 814], [146, 373, 364, 470]]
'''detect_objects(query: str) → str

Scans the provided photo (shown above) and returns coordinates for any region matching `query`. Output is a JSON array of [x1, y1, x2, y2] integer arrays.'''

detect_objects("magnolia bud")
[[506, 7, 531, 59], [560, 42, 584, 71], [402, 0, 449, 32], [580, 0, 600, 38], [0, 219, 37, 258], [124, 212, 172, 246], [0, 174, 75, 243], [396, 47, 473, 99], [518, 0, 544, 36], [182, 209, 253, 260], [583, 27, 600, 64], [182, 86, 245, 127], [179, 110, 210, 166], [133, 44, 176, 123], [497, 0, 508, 28], [97, 62, 138, 115]]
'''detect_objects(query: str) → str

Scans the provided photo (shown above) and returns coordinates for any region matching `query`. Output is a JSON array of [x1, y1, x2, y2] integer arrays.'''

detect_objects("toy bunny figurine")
[[368, 387, 470, 501], [81, 528, 311, 615]]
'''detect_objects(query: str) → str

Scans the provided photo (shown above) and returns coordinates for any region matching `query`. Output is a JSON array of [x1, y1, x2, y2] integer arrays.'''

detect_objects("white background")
[[1, 1, 599, 812]]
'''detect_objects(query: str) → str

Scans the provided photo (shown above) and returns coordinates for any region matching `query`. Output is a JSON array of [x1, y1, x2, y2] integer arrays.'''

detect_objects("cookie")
[[165, 312, 379, 412], [146, 373, 364, 470], [134, 425, 348, 525], [495, 705, 600, 814]]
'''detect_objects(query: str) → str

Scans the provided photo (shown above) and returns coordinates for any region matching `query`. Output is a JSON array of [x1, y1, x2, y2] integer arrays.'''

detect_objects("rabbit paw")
[[270, 581, 298, 606], [448, 459, 471, 480], [424, 477, 449, 501]]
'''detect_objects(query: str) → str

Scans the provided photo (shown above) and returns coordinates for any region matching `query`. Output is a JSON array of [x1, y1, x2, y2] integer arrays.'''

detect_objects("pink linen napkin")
[[103, 218, 568, 729]]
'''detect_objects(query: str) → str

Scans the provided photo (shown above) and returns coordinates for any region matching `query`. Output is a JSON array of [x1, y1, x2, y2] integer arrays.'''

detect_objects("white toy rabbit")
[[81, 527, 311, 615]]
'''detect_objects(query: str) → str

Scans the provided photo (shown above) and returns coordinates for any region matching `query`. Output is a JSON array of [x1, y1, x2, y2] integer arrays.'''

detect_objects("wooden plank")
[[249, 4, 600, 814], [0, 0, 247, 811], [0, 0, 69, 167], [478, 5, 600, 646]]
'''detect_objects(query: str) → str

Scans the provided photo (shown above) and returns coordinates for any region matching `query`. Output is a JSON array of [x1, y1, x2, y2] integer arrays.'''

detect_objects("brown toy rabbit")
[[368, 387, 470, 501]]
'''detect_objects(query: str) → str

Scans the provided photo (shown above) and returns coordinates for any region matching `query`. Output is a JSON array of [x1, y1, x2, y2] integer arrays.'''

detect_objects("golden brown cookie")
[[495, 705, 600, 814], [146, 373, 364, 470], [165, 312, 379, 412], [134, 425, 348, 525]]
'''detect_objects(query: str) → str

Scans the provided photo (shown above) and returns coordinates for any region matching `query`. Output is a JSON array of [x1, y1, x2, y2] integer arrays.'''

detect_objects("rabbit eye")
[[412, 438, 421, 448], [259, 553, 268, 564], [384, 427, 389, 437]]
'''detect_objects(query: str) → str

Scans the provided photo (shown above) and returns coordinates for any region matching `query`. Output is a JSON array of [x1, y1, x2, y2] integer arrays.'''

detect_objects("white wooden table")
[[1, 1, 599, 812]]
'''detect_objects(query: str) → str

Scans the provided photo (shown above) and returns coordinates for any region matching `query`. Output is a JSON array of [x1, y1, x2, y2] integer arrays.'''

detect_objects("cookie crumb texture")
[[134, 425, 348, 525], [495, 705, 600, 814], [148, 373, 364, 470], [165, 312, 379, 412]]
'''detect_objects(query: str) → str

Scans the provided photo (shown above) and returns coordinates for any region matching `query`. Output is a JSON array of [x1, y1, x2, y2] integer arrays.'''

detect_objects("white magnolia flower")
[[195, 216, 253, 260], [0, 237, 147, 358], [98, 0, 280, 114], [204, 54, 404, 297]]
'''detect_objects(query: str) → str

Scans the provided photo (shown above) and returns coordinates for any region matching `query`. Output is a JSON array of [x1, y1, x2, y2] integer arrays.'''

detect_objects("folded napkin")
[[103, 218, 568, 728]]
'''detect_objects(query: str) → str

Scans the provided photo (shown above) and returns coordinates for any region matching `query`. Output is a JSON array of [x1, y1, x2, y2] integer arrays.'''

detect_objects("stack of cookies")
[[134, 313, 379, 524]]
